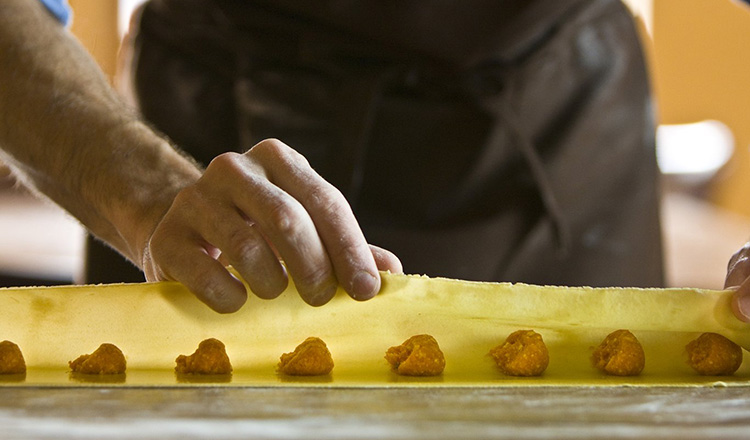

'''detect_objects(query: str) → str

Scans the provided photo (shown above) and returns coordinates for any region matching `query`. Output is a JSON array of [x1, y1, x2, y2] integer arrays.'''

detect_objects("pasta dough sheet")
[[1, 272, 749, 387]]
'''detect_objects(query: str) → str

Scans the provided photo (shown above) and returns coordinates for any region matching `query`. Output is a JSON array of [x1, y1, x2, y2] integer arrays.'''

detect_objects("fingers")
[[725, 243, 750, 289], [144, 220, 249, 314], [146, 159, 298, 308], [250, 140, 381, 302], [145, 139, 398, 311], [726, 256, 750, 291], [370, 244, 403, 274], [731, 280, 750, 323], [725, 242, 750, 322], [234, 179, 339, 306], [197, 207, 289, 301]]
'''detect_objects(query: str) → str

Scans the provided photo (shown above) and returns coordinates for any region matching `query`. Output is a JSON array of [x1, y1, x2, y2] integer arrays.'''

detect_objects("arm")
[[0, 0, 400, 312], [0, 0, 195, 269]]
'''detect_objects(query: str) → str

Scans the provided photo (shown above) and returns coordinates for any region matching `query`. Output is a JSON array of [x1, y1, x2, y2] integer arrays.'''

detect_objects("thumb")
[[731, 285, 750, 323]]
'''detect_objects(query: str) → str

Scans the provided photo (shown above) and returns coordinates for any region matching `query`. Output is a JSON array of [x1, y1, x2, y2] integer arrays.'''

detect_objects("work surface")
[[3, 386, 750, 439], [4, 256, 750, 439]]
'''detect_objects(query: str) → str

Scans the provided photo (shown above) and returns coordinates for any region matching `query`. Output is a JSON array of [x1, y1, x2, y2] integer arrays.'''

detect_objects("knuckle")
[[223, 228, 263, 262], [207, 152, 242, 172], [267, 199, 309, 237], [252, 139, 310, 169], [311, 183, 348, 216], [253, 138, 285, 152], [203, 152, 249, 185], [250, 139, 286, 159], [171, 185, 203, 209]]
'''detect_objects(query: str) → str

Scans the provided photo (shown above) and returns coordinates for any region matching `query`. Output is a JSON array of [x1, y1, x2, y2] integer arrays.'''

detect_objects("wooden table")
[[2, 386, 750, 439]]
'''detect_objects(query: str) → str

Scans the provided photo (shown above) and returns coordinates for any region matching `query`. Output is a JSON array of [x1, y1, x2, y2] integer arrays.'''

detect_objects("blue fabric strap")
[[39, 0, 72, 25]]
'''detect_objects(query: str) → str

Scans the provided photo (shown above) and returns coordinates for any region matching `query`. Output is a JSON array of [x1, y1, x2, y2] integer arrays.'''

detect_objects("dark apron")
[[86, 0, 663, 288]]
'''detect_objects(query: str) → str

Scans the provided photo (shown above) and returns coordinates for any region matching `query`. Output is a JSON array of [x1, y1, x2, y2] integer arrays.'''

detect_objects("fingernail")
[[351, 271, 379, 301]]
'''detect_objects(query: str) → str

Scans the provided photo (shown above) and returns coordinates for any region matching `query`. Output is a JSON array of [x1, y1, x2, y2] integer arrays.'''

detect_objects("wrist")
[[91, 120, 202, 267]]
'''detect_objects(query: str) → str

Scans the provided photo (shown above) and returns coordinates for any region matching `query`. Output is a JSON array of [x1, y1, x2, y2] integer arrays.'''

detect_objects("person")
[[3, 0, 750, 324], [0, 0, 402, 313], [119, 1, 668, 288]]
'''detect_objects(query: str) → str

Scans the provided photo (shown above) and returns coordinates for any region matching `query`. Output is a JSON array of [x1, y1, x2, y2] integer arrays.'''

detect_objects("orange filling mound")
[[591, 329, 645, 376], [69, 343, 126, 375], [489, 330, 549, 377], [686, 332, 742, 376], [175, 338, 233, 375], [385, 334, 445, 376], [0, 340, 26, 374], [277, 337, 334, 376]]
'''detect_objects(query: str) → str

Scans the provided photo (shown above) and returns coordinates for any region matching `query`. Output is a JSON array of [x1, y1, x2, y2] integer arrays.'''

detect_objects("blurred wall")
[[0, 0, 118, 178], [623, 0, 653, 32], [652, 0, 750, 216], [68, 0, 118, 82]]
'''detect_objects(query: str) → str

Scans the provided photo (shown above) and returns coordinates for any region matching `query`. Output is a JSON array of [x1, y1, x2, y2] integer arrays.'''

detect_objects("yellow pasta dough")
[[1, 271, 748, 387]]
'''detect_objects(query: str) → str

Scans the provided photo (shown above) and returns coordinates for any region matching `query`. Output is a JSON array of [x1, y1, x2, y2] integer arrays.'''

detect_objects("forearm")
[[0, 0, 201, 266]]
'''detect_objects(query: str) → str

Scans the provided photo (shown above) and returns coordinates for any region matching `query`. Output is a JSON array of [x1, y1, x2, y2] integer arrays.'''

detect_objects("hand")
[[141, 139, 402, 313], [725, 242, 750, 322]]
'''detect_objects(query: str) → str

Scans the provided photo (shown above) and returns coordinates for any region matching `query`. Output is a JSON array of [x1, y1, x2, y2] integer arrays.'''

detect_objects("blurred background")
[[1, 0, 749, 289]]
